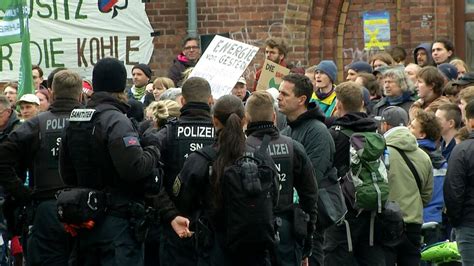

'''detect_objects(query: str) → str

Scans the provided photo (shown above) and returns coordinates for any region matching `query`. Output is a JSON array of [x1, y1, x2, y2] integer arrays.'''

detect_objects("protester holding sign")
[[256, 59, 290, 92], [253, 38, 289, 91], [189, 35, 258, 99]]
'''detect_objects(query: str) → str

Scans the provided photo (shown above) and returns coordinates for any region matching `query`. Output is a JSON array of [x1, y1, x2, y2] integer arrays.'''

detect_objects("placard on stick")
[[256, 59, 290, 91]]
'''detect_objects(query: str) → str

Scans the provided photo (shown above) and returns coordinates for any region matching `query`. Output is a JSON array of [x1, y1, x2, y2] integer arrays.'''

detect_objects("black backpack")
[[196, 135, 280, 252]]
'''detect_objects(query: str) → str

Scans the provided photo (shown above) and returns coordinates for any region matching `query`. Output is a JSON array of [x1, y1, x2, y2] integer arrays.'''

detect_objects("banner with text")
[[0, 0, 23, 45], [189, 35, 258, 99], [0, 0, 154, 81], [256, 59, 290, 91]]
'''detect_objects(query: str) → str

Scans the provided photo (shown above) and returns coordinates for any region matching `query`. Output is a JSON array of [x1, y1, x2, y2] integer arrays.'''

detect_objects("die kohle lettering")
[[177, 125, 215, 138]]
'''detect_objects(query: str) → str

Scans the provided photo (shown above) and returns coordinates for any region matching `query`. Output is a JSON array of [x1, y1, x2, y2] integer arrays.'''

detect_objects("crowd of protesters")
[[0, 35, 473, 266]]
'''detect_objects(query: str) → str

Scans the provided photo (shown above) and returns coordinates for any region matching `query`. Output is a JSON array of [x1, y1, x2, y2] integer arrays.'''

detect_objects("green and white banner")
[[0, 0, 22, 45], [0, 0, 154, 81]]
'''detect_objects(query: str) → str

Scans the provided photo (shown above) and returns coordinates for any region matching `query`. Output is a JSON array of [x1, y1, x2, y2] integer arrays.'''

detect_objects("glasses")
[[184, 46, 199, 51]]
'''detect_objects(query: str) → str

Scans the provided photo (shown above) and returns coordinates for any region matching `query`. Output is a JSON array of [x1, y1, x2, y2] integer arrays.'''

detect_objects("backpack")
[[338, 128, 389, 213], [196, 135, 280, 252]]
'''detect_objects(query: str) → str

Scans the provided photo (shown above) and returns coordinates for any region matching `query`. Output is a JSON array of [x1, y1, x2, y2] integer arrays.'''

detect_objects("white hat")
[[237, 76, 247, 85], [18, 94, 40, 105]]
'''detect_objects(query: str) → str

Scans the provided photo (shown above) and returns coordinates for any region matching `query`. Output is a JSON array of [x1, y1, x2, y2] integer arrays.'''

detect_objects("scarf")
[[133, 86, 146, 101]]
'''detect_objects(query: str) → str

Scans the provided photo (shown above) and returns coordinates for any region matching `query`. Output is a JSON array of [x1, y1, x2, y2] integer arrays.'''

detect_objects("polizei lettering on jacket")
[[176, 125, 215, 138], [69, 109, 95, 122], [267, 143, 290, 156], [45, 117, 69, 131]]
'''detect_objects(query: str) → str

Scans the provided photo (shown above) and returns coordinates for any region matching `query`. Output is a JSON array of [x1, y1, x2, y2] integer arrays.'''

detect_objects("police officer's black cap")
[[92, 57, 127, 93]]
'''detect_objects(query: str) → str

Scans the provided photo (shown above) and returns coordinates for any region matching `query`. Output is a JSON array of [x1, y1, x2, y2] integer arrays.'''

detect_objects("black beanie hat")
[[132, 63, 152, 79], [92, 57, 127, 93]]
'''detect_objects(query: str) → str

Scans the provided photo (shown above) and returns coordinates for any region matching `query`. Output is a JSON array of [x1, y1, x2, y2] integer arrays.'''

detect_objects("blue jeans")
[[455, 226, 474, 265]]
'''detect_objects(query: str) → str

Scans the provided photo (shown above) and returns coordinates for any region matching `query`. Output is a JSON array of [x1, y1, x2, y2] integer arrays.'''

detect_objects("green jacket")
[[384, 126, 433, 224]]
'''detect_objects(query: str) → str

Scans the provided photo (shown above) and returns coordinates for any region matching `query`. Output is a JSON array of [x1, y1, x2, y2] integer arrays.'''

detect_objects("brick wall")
[[145, 0, 455, 85]]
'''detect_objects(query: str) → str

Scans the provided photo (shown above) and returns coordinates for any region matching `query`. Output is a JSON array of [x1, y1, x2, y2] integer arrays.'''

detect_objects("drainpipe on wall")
[[187, 0, 197, 37]]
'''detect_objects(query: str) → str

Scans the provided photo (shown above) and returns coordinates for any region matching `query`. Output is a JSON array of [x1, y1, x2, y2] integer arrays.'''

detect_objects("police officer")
[[146, 76, 215, 266], [58, 58, 161, 265], [177, 95, 263, 265], [244, 91, 318, 266], [0, 69, 82, 265]]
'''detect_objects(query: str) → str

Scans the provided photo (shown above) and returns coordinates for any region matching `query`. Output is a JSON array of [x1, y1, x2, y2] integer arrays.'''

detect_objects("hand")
[[301, 257, 309, 266], [171, 216, 193, 238], [146, 83, 154, 93]]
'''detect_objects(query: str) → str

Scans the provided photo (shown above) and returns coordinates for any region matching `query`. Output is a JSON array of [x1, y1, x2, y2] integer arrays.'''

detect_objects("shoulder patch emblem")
[[69, 109, 96, 122], [123, 136, 140, 147], [173, 176, 182, 197]]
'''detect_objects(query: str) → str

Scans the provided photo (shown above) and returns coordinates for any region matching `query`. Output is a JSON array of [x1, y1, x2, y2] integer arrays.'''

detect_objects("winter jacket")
[[168, 53, 197, 86], [329, 112, 378, 178], [281, 103, 335, 182], [310, 88, 337, 117], [60, 92, 160, 198], [444, 132, 474, 227], [0, 98, 81, 202], [125, 86, 154, 107], [409, 96, 451, 120], [245, 122, 318, 225], [371, 93, 414, 117], [418, 139, 447, 223], [384, 126, 433, 224], [0, 111, 20, 143], [152, 102, 214, 223], [441, 137, 456, 162]]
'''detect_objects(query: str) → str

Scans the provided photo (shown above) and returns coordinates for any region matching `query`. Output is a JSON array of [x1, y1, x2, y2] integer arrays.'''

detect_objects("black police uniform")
[[59, 92, 160, 266], [0, 97, 81, 265], [245, 122, 319, 266], [148, 102, 215, 266], [175, 122, 318, 266]]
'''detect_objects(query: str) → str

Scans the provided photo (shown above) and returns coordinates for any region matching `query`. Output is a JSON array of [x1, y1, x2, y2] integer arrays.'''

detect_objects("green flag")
[[17, 0, 34, 98], [0, 0, 22, 45]]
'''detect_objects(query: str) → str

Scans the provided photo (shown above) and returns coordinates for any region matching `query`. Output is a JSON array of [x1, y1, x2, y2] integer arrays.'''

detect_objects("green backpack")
[[339, 128, 389, 213]]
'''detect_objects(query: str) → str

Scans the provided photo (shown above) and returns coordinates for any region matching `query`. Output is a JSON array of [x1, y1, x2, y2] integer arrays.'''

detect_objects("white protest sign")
[[0, 0, 154, 81], [189, 35, 258, 99]]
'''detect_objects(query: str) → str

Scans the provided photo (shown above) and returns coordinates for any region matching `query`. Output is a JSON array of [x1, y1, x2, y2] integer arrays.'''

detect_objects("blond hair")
[[146, 100, 181, 127], [245, 91, 274, 122]]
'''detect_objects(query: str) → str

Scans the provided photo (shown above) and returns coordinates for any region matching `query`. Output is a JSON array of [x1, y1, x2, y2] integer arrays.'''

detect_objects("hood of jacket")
[[417, 138, 446, 169], [87, 91, 130, 114], [287, 102, 325, 128], [384, 126, 419, 152], [332, 112, 377, 132], [414, 43, 434, 65]]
